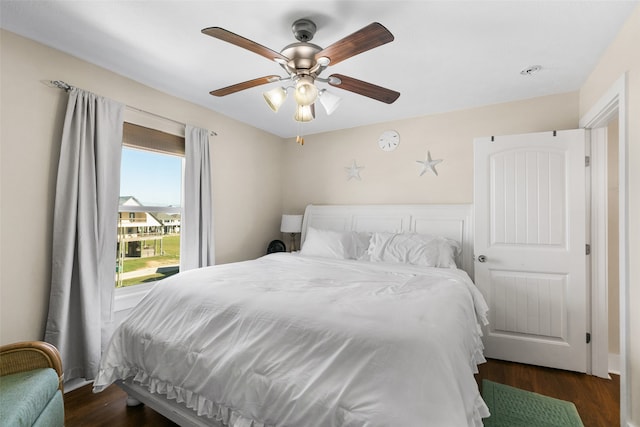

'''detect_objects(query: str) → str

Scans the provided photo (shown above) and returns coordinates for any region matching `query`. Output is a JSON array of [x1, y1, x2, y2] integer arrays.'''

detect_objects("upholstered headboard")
[[301, 204, 474, 279]]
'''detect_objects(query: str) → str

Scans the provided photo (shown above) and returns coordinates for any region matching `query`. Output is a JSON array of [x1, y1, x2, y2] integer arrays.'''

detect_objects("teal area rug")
[[482, 380, 584, 427]]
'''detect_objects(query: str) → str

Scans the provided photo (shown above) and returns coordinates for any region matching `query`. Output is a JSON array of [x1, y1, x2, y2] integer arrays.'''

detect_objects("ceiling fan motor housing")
[[280, 42, 323, 76], [292, 18, 317, 42]]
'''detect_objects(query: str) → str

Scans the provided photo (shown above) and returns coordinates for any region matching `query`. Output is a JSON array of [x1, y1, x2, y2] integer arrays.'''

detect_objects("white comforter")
[[94, 253, 490, 427]]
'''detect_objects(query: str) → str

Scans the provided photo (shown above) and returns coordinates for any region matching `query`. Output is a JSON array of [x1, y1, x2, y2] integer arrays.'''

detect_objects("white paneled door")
[[474, 129, 588, 373]]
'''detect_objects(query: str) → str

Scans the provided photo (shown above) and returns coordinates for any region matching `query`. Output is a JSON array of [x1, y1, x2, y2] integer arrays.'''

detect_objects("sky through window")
[[120, 147, 182, 206]]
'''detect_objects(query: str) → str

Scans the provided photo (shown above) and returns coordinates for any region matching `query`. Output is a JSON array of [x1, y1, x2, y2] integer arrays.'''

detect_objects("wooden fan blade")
[[210, 75, 281, 97], [202, 27, 289, 63], [328, 74, 400, 104], [315, 22, 394, 66]]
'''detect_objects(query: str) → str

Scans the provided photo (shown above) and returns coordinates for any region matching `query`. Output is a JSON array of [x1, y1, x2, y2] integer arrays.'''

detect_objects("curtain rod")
[[43, 80, 218, 136]]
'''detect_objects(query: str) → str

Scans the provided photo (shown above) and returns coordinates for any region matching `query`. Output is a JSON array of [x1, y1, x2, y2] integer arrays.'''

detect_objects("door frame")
[[587, 126, 609, 379], [579, 73, 628, 425]]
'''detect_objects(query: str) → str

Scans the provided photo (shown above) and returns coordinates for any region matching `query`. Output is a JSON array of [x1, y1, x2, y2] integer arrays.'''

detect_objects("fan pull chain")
[[296, 118, 305, 145]]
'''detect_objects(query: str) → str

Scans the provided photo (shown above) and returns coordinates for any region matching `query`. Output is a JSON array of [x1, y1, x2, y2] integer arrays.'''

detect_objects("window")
[[116, 123, 184, 288]]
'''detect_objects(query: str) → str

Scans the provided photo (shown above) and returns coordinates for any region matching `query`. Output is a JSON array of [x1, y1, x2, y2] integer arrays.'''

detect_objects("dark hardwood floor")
[[64, 359, 620, 426], [475, 359, 620, 427], [63, 382, 177, 426]]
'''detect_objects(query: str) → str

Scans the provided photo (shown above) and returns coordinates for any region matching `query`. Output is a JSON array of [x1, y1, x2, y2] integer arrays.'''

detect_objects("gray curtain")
[[180, 125, 214, 271], [45, 88, 124, 382]]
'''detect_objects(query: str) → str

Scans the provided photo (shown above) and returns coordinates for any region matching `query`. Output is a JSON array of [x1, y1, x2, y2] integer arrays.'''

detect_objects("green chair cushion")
[[33, 390, 64, 427], [0, 368, 60, 427]]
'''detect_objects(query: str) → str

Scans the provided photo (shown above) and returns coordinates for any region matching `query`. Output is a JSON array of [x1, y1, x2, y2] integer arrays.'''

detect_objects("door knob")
[[477, 255, 487, 263]]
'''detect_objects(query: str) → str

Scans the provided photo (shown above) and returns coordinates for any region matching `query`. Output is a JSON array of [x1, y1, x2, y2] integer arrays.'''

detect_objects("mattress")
[[94, 253, 490, 426]]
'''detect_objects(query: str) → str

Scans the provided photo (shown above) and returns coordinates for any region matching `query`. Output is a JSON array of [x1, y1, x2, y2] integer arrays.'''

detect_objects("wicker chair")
[[0, 341, 64, 426]]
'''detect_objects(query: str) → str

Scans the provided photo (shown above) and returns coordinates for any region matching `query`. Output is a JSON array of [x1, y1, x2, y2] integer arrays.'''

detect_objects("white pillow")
[[352, 231, 372, 260], [366, 232, 460, 268], [300, 227, 370, 260]]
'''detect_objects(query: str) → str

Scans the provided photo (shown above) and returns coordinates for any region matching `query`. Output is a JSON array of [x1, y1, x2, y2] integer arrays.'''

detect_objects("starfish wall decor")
[[416, 150, 443, 176], [345, 160, 364, 180]]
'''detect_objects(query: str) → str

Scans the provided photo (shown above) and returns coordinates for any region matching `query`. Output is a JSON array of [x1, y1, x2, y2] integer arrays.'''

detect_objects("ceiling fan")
[[201, 19, 400, 122]]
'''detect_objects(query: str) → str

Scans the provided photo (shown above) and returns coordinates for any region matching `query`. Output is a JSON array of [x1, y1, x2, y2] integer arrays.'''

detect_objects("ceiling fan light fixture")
[[319, 89, 342, 115], [294, 76, 319, 106], [294, 103, 315, 122], [263, 86, 288, 112]]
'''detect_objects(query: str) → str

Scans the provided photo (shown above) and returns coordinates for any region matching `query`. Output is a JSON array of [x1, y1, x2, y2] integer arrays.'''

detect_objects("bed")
[[93, 204, 489, 426]]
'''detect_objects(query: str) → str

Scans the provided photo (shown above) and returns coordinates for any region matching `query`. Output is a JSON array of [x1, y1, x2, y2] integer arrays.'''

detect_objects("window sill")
[[114, 282, 156, 313]]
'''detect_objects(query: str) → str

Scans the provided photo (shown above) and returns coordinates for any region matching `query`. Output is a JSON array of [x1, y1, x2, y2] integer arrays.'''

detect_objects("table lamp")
[[280, 214, 303, 251]]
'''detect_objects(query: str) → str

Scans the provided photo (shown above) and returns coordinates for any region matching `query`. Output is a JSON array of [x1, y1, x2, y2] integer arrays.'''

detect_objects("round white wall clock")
[[378, 130, 400, 151]]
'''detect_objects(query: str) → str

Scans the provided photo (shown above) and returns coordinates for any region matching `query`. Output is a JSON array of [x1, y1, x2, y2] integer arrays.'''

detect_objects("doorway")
[[579, 74, 628, 425]]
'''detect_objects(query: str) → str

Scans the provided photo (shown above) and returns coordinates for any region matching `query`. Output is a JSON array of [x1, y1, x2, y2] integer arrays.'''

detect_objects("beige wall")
[[0, 30, 284, 345], [579, 4, 640, 424], [282, 92, 579, 214]]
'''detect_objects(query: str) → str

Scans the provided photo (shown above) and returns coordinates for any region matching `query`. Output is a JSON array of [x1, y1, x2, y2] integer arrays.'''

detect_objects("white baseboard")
[[608, 352, 621, 375], [627, 421, 638, 427]]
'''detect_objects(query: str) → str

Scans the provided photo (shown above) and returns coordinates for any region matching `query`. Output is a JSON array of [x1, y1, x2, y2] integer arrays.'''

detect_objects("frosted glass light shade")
[[263, 87, 287, 112], [293, 76, 318, 106], [319, 89, 342, 115], [294, 104, 315, 122], [280, 214, 303, 233]]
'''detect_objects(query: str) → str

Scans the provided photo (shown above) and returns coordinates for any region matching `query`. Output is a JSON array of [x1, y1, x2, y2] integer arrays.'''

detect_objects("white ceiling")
[[1, 1, 637, 138]]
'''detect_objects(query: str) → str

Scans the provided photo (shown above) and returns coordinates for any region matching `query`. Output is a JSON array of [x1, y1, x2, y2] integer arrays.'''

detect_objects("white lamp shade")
[[263, 87, 287, 112], [293, 76, 318, 106], [294, 104, 315, 122], [280, 214, 303, 233], [319, 89, 342, 115]]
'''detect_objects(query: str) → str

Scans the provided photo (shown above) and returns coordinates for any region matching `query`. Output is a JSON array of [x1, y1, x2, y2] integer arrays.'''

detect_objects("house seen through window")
[[116, 123, 184, 288]]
